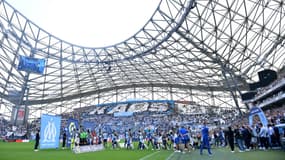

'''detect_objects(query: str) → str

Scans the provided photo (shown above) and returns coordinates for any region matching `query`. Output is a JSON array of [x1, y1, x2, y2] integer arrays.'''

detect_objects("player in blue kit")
[[200, 121, 212, 156], [179, 126, 191, 153]]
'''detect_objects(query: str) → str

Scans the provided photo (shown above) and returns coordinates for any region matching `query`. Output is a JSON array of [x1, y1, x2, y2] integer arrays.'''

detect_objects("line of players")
[[97, 126, 198, 153]]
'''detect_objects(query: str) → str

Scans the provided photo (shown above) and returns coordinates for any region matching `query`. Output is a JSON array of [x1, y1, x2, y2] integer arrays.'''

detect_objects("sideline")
[[139, 151, 161, 160]]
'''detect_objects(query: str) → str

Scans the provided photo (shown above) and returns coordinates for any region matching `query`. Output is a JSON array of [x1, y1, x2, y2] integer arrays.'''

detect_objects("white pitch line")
[[165, 152, 176, 160], [139, 151, 161, 160]]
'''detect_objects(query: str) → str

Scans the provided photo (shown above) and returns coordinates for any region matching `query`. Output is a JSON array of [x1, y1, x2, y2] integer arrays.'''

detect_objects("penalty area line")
[[139, 151, 161, 160]]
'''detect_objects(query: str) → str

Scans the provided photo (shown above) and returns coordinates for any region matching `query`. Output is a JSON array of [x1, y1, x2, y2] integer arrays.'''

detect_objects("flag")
[[40, 114, 61, 149], [66, 118, 79, 148]]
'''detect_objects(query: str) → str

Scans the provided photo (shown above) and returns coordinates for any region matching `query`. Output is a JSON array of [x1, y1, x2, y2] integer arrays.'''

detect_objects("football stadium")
[[0, 0, 285, 159]]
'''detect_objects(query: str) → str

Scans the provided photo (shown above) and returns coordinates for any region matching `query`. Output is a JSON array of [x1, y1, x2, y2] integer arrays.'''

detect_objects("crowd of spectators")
[[61, 103, 285, 153], [254, 75, 285, 99], [1, 71, 285, 154], [0, 117, 28, 141]]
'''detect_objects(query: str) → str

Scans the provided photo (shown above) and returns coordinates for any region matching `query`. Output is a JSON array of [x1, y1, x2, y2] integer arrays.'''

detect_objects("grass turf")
[[0, 142, 284, 160]]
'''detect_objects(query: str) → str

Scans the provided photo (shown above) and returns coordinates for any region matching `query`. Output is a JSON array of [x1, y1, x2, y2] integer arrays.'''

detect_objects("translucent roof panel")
[[0, 0, 284, 119]]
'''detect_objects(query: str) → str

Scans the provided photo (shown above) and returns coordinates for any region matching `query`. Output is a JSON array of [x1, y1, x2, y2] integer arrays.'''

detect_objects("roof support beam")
[[21, 82, 242, 105], [176, 30, 246, 114]]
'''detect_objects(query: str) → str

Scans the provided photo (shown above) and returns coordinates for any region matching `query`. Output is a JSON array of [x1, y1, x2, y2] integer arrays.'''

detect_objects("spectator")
[[227, 126, 235, 153], [234, 125, 245, 152]]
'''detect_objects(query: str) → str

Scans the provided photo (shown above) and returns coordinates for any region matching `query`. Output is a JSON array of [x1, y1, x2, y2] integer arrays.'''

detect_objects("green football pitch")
[[0, 142, 284, 160]]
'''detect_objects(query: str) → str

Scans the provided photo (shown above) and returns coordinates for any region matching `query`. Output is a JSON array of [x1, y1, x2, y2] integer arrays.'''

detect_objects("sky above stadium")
[[5, 0, 160, 47]]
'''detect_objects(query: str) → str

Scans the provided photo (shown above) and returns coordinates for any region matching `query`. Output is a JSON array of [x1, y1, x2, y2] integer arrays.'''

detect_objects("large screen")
[[10, 106, 29, 125], [17, 55, 45, 74]]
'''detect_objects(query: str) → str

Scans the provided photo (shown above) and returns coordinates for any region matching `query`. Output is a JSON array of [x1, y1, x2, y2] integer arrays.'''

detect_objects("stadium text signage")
[[73, 144, 104, 154]]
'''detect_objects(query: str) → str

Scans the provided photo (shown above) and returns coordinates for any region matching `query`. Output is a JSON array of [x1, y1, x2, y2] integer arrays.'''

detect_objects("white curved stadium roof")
[[0, 0, 284, 119]]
